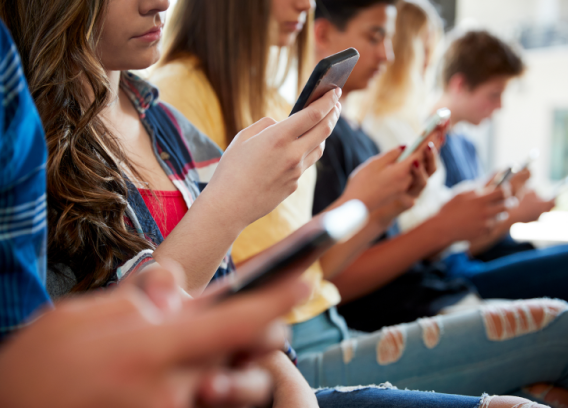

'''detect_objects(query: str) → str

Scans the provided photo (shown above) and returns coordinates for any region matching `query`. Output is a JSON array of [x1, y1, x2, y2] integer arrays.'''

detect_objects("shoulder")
[[156, 101, 223, 163], [151, 56, 217, 106]]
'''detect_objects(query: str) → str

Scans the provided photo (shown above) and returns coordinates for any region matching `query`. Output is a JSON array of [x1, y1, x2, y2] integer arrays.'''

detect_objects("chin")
[[278, 32, 298, 48]]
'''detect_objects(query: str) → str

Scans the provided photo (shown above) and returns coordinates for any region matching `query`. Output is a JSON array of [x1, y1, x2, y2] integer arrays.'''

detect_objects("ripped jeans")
[[291, 300, 568, 397]]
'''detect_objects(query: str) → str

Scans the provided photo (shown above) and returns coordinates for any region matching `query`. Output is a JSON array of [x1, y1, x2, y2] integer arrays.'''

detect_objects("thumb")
[[376, 145, 406, 167]]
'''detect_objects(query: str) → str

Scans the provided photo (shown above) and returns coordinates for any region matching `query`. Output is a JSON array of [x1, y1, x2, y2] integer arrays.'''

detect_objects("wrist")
[[422, 214, 456, 249], [196, 185, 249, 238]]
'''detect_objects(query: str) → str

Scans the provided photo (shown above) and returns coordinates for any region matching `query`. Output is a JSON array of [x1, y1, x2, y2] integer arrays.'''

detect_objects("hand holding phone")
[[493, 167, 514, 188], [221, 200, 368, 299], [290, 48, 360, 116], [397, 108, 451, 162]]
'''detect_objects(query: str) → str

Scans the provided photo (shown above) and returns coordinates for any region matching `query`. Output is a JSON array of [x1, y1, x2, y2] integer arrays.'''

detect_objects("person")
[[0, 18, 312, 408], [433, 30, 556, 262], [2, 1, 521, 408], [362, 2, 551, 263], [308, 2, 568, 405], [360, 1, 568, 302], [151, 0, 568, 406]]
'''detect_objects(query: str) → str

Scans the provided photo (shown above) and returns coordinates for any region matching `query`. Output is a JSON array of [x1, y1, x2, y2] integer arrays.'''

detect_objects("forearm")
[[260, 351, 318, 408], [331, 214, 453, 303], [153, 187, 245, 296], [319, 194, 390, 280]]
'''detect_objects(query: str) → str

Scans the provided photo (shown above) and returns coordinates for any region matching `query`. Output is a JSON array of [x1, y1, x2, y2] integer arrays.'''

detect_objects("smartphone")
[[493, 167, 514, 188], [289, 48, 360, 116], [397, 108, 451, 162], [222, 200, 368, 298]]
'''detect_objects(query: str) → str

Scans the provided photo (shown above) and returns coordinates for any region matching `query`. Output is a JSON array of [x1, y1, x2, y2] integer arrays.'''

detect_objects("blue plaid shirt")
[[0, 22, 52, 341]]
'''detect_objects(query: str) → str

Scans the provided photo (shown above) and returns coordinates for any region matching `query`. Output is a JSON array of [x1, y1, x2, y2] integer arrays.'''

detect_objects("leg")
[[295, 300, 568, 396], [315, 386, 548, 408], [445, 245, 568, 301]]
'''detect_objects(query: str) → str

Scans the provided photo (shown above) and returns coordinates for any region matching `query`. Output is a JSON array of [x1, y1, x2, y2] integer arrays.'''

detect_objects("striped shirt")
[[0, 22, 52, 341]]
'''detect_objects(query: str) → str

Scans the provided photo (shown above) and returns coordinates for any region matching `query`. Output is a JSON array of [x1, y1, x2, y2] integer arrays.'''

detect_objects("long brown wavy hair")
[[0, 0, 153, 291], [160, 0, 314, 146]]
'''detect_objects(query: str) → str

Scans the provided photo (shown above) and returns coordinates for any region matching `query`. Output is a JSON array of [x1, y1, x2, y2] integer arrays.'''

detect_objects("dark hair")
[[443, 30, 525, 89], [0, 0, 154, 291], [315, 0, 397, 30]]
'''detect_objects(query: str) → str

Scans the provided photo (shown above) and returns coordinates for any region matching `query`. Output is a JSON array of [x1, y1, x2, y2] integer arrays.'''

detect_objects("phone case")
[[290, 48, 360, 116]]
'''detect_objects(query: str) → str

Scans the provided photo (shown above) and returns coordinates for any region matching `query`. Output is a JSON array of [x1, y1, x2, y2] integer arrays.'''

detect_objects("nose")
[[376, 37, 394, 67], [140, 0, 170, 16], [296, 0, 315, 13]]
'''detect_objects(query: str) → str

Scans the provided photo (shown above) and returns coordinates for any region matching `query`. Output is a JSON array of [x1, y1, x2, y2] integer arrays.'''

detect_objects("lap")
[[315, 386, 482, 408]]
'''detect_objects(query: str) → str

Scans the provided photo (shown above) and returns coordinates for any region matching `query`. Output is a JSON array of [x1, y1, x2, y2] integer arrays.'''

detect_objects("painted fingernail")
[[427, 141, 434, 151], [400, 145, 407, 151], [413, 160, 420, 168]]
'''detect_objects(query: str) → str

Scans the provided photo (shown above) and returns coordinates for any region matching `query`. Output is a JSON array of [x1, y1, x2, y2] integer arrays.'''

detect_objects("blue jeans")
[[292, 302, 568, 396], [316, 386, 482, 408], [444, 245, 568, 300]]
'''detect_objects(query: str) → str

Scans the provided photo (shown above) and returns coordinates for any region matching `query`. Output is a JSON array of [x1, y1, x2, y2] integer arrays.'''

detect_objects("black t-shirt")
[[313, 117, 379, 215], [314, 117, 475, 332]]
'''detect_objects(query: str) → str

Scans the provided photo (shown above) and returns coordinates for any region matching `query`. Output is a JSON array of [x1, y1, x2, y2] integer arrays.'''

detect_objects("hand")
[[0, 266, 311, 408], [343, 145, 431, 213], [436, 189, 508, 243], [205, 88, 342, 230], [509, 168, 531, 196], [509, 190, 555, 224]]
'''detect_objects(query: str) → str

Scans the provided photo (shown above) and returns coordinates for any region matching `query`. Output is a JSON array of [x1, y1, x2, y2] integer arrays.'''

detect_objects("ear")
[[313, 18, 334, 51], [447, 73, 468, 94]]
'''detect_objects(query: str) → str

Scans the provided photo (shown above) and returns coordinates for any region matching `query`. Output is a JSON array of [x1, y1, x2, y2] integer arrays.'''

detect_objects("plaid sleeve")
[[0, 23, 52, 341]]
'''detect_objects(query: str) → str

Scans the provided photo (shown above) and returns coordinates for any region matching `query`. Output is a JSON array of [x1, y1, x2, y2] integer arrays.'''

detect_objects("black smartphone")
[[289, 48, 360, 116], [221, 200, 368, 298]]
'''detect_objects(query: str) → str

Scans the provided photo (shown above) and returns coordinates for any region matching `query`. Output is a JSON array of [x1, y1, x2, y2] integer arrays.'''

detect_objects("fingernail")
[[427, 141, 434, 151], [335, 87, 342, 97], [400, 145, 407, 151], [413, 160, 419, 168]]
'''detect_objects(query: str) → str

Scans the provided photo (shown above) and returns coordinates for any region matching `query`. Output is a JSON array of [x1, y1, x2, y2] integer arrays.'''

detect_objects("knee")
[[482, 395, 549, 408], [481, 299, 567, 341]]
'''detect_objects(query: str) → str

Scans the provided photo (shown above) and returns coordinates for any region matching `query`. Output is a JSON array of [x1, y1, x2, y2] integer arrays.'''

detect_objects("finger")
[[302, 141, 326, 171], [197, 367, 273, 408], [125, 261, 188, 313], [296, 100, 341, 153], [233, 117, 278, 143], [285, 88, 341, 141], [409, 160, 428, 196], [163, 274, 311, 364], [481, 187, 506, 203], [424, 142, 438, 176], [368, 146, 406, 170]]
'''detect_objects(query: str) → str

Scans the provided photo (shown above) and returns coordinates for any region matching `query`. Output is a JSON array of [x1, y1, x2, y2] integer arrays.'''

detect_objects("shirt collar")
[[120, 71, 160, 117]]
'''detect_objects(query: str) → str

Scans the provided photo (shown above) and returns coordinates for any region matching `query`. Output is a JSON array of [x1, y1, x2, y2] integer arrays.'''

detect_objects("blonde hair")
[[161, 0, 314, 145], [365, 0, 442, 127]]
